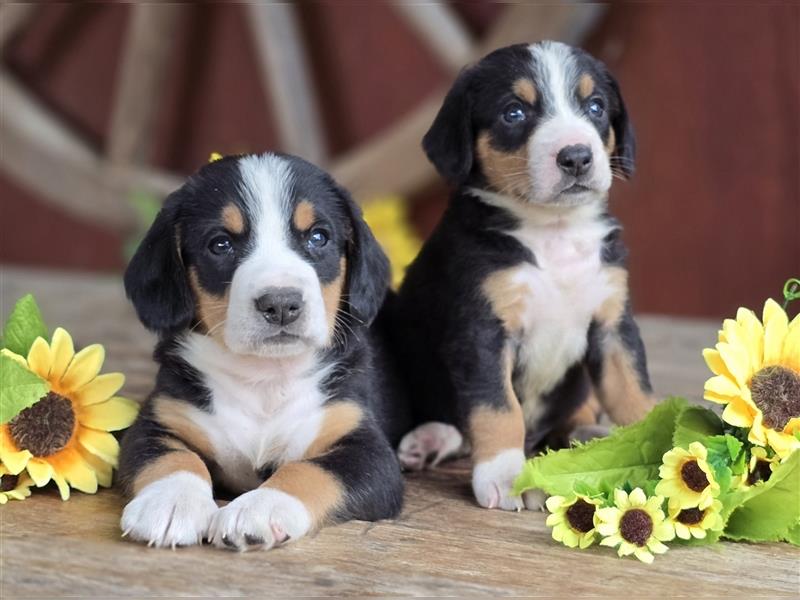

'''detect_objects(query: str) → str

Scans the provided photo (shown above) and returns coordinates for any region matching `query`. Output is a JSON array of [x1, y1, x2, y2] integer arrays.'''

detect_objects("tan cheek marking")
[[476, 132, 532, 199], [597, 338, 655, 425], [605, 128, 616, 156], [482, 267, 528, 334], [262, 462, 343, 527], [293, 200, 315, 231], [578, 73, 595, 99], [303, 401, 363, 459], [595, 266, 628, 328], [512, 78, 537, 104], [222, 203, 245, 234], [152, 396, 215, 459], [322, 257, 346, 335], [469, 348, 525, 463], [132, 448, 210, 495], [188, 268, 229, 341]]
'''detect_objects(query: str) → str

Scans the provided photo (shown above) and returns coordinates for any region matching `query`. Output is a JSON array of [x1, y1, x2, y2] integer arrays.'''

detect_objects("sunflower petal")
[[49, 328, 75, 381], [60, 344, 105, 392], [25, 337, 52, 379], [783, 320, 800, 372], [722, 400, 755, 428], [74, 372, 125, 406], [702, 348, 733, 379], [76, 446, 113, 487], [51, 471, 70, 500], [614, 488, 629, 509], [717, 342, 751, 386], [50, 449, 98, 494], [0, 445, 32, 475], [763, 299, 789, 365], [26, 459, 54, 487], [78, 428, 119, 464], [629, 487, 647, 506], [703, 374, 741, 398], [736, 307, 764, 371], [79, 396, 138, 431]]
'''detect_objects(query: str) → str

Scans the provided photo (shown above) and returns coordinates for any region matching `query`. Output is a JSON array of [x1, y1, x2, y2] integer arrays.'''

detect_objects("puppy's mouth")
[[263, 331, 303, 344], [561, 183, 591, 195]]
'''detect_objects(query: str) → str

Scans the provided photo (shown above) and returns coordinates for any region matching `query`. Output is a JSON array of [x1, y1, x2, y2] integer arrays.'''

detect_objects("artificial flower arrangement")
[[514, 280, 800, 563], [0, 295, 138, 502]]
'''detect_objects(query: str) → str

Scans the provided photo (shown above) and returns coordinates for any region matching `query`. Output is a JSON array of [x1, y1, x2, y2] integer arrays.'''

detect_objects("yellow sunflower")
[[0, 464, 33, 503], [655, 442, 720, 509], [668, 498, 724, 540], [703, 299, 800, 459], [0, 328, 138, 500], [595, 488, 675, 564], [739, 446, 779, 488], [362, 196, 422, 289], [545, 493, 604, 549]]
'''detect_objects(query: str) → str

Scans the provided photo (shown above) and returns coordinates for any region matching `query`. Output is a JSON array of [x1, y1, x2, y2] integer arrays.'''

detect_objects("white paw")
[[521, 488, 547, 511], [121, 472, 217, 548], [472, 448, 528, 511], [208, 487, 311, 551], [397, 422, 464, 471]]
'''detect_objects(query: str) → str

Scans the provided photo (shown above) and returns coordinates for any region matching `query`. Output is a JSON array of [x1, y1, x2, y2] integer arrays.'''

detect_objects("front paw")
[[121, 472, 217, 548], [472, 448, 530, 511], [208, 488, 312, 551]]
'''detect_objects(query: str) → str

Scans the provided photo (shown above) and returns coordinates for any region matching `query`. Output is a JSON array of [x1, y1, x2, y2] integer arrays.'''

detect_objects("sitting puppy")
[[390, 41, 655, 510], [119, 153, 404, 550]]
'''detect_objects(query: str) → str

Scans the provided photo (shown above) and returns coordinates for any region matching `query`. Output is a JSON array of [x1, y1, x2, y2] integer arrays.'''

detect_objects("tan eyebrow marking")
[[221, 203, 245, 234], [293, 200, 315, 231], [579, 73, 595, 99], [512, 78, 537, 104]]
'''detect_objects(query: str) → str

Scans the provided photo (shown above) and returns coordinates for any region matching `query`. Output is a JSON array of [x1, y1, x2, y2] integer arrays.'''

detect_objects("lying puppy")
[[390, 41, 655, 510], [119, 153, 404, 550]]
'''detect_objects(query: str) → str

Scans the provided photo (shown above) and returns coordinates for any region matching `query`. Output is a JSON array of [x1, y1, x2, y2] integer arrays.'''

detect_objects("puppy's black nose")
[[255, 288, 304, 326], [556, 144, 593, 177]]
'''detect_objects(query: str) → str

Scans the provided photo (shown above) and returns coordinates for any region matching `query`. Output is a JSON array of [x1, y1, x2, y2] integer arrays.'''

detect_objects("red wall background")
[[1, 3, 798, 318]]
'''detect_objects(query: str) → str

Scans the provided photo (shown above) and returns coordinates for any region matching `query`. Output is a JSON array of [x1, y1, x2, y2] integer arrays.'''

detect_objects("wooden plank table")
[[1, 266, 798, 596]]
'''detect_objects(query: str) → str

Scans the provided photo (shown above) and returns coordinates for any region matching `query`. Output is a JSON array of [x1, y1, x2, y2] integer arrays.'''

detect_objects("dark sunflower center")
[[750, 365, 800, 430], [677, 507, 704, 525], [1, 474, 19, 492], [681, 460, 710, 492], [565, 499, 596, 533], [747, 459, 773, 486], [619, 508, 653, 547], [9, 392, 75, 457]]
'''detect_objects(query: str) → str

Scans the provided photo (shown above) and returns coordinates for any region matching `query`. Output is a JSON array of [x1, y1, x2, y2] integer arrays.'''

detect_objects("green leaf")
[[0, 354, 48, 424], [724, 451, 800, 543], [672, 405, 724, 449], [785, 522, 800, 546], [724, 435, 743, 461], [2, 294, 48, 357], [513, 397, 688, 497]]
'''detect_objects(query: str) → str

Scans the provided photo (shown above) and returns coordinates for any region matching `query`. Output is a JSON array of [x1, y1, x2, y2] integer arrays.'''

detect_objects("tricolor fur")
[[119, 153, 406, 550], [389, 41, 654, 510]]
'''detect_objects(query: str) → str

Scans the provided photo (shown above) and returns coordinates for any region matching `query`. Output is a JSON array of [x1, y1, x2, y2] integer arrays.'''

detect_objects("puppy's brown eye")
[[208, 235, 233, 256], [307, 228, 329, 249], [502, 102, 526, 124], [588, 98, 605, 118]]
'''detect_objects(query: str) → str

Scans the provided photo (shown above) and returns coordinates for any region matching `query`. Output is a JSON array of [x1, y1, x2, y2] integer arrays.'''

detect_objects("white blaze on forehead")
[[529, 41, 581, 118], [237, 153, 294, 247]]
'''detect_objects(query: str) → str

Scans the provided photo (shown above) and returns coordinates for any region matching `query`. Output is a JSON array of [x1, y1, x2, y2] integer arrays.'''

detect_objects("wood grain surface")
[[1, 267, 797, 597]]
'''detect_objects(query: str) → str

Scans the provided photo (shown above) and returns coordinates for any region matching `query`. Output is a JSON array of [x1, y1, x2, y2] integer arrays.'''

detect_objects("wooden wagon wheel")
[[0, 3, 603, 234]]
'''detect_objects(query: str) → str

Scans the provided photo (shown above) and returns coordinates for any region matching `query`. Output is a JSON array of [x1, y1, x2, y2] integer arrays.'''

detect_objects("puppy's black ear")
[[422, 67, 475, 184], [607, 73, 636, 178], [124, 193, 194, 334], [338, 186, 390, 327]]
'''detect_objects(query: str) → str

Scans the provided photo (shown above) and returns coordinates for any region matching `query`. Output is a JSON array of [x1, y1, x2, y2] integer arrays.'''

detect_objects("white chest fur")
[[506, 215, 615, 425], [177, 334, 331, 492]]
